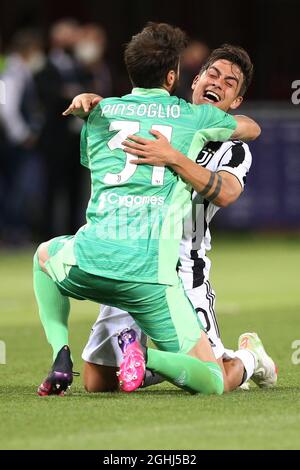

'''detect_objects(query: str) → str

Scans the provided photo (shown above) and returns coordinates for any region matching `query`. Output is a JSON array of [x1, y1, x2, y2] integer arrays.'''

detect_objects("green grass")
[[0, 234, 300, 450]]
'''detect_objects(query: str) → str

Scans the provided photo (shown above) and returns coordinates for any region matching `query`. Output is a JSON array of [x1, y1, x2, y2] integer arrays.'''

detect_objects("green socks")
[[146, 348, 224, 395], [33, 252, 70, 360]]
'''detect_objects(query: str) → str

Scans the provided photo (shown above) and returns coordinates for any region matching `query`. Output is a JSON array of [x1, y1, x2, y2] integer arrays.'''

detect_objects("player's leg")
[[34, 243, 140, 395], [238, 332, 277, 388], [196, 283, 276, 389], [117, 281, 224, 395], [34, 258, 222, 396], [199, 282, 276, 389], [35, 265, 156, 394], [187, 281, 253, 392], [33, 235, 78, 395], [83, 363, 118, 393], [140, 281, 246, 391], [140, 281, 275, 392], [219, 357, 245, 391], [120, 280, 252, 392], [82, 305, 147, 392], [33, 236, 73, 360], [84, 357, 162, 392]]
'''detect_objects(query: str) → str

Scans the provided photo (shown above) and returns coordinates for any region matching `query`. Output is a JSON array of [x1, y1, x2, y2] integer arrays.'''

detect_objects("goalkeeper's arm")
[[62, 93, 102, 118]]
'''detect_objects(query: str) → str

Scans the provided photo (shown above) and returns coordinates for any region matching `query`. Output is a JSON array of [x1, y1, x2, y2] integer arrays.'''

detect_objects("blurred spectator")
[[46, 18, 82, 100], [0, 20, 113, 244], [35, 19, 88, 239], [75, 24, 112, 97], [0, 30, 43, 148], [0, 30, 44, 244], [177, 40, 210, 101]]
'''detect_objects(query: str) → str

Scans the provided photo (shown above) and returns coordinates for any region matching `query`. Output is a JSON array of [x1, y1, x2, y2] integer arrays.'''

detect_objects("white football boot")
[[238, 332, 278, 388]]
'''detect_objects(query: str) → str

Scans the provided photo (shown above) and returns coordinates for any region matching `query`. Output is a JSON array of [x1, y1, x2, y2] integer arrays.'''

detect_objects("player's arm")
[[123, 131, 242, 207], [62, 93, 102, 118], [198, 104, 260, 142], [169, 157, 242, 207], [231, 115, 261, 141]]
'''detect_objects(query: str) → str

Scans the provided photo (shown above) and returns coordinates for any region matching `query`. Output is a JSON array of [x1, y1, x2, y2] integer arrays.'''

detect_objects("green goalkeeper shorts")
[[44, 235, 204, 354]]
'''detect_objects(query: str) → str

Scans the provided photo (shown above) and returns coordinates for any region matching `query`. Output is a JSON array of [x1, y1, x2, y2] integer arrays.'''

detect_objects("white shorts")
[[82, 280, 225, 366], [82, 305, 147, 367], [186, 280, 225, 359]]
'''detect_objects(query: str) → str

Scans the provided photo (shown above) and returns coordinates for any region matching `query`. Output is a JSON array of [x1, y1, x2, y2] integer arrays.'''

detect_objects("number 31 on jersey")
[[104, 121, 173, 186]]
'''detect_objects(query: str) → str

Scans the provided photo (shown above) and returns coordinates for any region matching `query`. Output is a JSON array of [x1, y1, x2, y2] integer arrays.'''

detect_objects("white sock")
[[234, 349, 256, 382]]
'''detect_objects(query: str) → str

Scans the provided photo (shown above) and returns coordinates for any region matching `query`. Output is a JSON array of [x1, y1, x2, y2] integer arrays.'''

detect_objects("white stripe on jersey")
[[178, 140, 252, 290]]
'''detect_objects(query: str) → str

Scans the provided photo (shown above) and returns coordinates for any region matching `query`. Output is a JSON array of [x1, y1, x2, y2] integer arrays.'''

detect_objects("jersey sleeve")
[[80, 121, 90, 169], [216, 141, 252, 188], [80, 102, 103, 168], [197, 104, 237, 142]]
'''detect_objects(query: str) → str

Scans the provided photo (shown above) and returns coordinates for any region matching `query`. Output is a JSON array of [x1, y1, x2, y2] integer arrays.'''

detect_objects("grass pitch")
[[0, 234, 300, 450]]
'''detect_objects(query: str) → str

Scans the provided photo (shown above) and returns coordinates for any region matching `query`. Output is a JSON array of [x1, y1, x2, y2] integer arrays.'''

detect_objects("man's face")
[[191, 59, 244, 111]]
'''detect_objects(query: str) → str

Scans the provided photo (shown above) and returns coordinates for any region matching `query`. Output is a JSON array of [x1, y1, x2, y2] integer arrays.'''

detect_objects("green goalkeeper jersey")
[[75, 88, 237, 285]]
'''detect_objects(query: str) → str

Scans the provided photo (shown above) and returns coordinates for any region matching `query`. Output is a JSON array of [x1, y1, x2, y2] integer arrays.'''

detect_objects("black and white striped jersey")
[[178, 140, 252, 290]]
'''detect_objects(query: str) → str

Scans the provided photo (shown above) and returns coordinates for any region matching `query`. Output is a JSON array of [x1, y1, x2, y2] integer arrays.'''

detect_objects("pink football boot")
[[117, 328, 146, 392]]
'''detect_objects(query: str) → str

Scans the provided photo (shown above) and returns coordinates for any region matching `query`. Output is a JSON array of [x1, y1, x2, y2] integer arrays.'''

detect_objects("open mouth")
[[203, 90, 221, 103]]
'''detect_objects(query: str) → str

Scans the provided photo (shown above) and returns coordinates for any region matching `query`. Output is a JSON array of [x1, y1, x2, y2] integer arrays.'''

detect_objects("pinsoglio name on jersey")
[[101, 103, 181, 119]]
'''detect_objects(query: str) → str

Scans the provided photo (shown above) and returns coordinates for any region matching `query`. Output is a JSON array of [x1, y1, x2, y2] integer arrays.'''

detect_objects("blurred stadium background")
[[0, 0, 299, 450]]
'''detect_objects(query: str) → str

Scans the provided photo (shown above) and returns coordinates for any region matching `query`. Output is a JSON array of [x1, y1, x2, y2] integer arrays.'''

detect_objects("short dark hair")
[[124, 22, 187, 88], [201, 44, 254, 96]]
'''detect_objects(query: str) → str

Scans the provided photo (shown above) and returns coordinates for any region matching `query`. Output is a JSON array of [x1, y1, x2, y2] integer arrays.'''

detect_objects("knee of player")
[[35, 242, 50, 270]]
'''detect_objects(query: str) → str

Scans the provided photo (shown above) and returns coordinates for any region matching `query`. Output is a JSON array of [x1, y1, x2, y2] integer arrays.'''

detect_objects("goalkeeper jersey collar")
[[131, 87, 170, 97]]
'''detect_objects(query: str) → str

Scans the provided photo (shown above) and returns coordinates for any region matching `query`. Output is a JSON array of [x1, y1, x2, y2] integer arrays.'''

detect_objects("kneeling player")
[[72, 44, 277, 393], [82, 308, 276, 393], [34, 24, 261, 397]]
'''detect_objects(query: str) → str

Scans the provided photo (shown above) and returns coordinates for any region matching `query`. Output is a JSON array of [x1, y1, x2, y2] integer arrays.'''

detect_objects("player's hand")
[[123, 130, 177, 167], [62, 93, 102, 117]]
